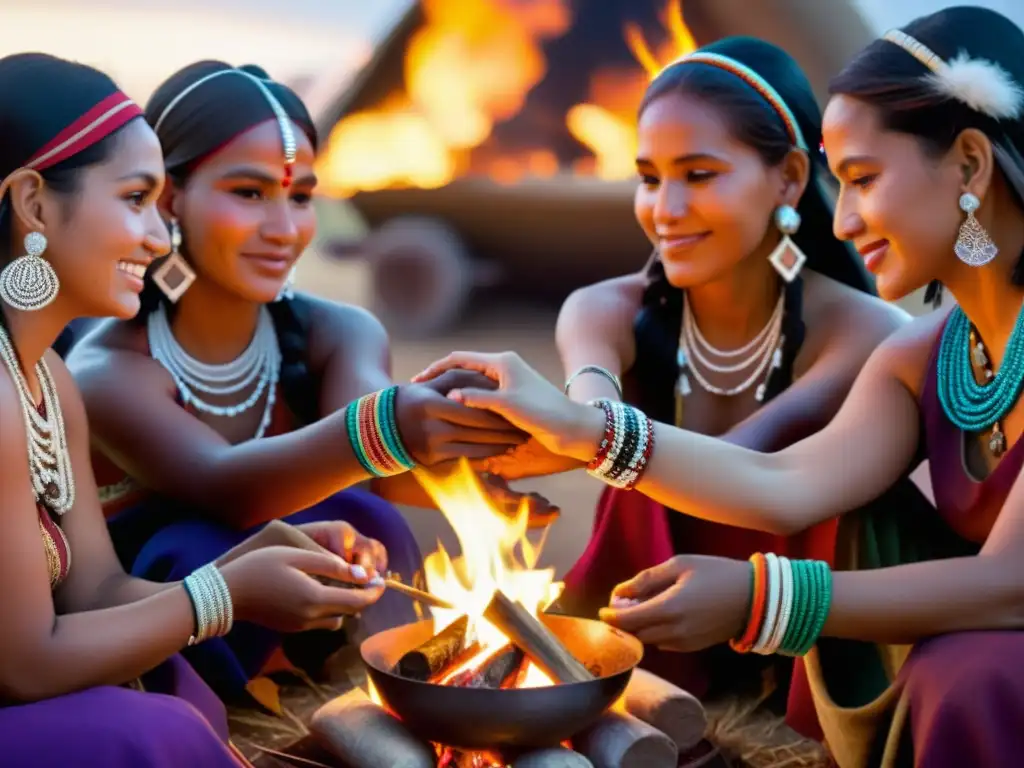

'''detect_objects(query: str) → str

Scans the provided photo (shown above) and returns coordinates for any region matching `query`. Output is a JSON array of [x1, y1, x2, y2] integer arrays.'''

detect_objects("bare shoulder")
[[560, 273, 646, 323], [803, 272, 912, 343], [872, 306, 949, 397], [64, 319, 173, 404], [300, 293, 390, 368]]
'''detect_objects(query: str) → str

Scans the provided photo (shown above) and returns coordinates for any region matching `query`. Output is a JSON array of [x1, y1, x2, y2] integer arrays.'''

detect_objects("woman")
[[485, 36, 913, 701], [416, 7, 1024, 765], [66, 61, 541, 700], [0, 53, 395, 767]]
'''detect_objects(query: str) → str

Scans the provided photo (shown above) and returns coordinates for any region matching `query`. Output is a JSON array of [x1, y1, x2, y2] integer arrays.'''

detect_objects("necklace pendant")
[[989, 429, 1007, 457], [972, 343, 988, 367], [755, 383, 766, 402], [677, 372, 691, 397]]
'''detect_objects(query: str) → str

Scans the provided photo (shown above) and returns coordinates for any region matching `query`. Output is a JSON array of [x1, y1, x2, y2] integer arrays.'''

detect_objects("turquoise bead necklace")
[[937, 301, 1024, 457]]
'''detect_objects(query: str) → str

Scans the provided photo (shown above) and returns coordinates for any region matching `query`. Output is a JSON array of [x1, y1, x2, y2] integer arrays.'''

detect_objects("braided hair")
[[139, 61, 320, 425], [630, 38, 875, 423]]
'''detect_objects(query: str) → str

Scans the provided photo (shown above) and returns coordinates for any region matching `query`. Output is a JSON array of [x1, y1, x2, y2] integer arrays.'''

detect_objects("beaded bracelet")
[[183, 563, 234, 646], [585, 398, 655, 490], [730, 553, 833, 657], [345, 386, 416, 478]]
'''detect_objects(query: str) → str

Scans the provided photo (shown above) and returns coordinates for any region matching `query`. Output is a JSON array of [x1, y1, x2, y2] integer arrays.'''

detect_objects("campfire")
[[314, 0, 699, 196], [309, 462, 708, 767]]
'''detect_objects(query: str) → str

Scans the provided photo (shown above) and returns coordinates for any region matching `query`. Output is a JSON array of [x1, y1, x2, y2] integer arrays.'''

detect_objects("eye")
[[639, 173, 659, 187], [686, 170, 717, 183], [124, 190, 148, 208], [290, 192, 312, 205], [231, 187, 264, 201], [850, 174, 877, 189]]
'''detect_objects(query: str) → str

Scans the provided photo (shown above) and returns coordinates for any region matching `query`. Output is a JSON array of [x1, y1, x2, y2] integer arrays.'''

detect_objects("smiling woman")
[[63, 60, 541, 702]]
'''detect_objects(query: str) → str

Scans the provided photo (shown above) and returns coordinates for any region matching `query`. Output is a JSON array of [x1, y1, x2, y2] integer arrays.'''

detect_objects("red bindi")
[[282, 163, 293, 189]]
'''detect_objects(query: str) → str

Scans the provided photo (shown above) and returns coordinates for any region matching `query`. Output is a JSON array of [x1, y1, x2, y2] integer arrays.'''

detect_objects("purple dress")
[[791, 319, 1024, 767]]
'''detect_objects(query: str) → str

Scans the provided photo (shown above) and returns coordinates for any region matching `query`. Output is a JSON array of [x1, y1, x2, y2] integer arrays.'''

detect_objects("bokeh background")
[[4, 0, 1017, 577]]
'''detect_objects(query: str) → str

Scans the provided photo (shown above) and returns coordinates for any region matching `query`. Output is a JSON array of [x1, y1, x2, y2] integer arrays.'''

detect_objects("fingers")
[[631, 621, 688, 648], [310, 581, 386, 615], [599, 580, 684, 632], [433, 442, 521, 462], [412, 352, 505, 384], [610, 557, 687, 601], [427, 393, 521, 431], [354, 537, 388, 575], [423, 369, 500, 395]]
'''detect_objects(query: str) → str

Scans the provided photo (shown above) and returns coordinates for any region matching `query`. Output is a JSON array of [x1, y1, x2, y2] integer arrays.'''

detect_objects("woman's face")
[[46, 118, 168, 320], [823, 95, 963, 300], [172, 119, 317, 304], [634, 92, 786, 288]]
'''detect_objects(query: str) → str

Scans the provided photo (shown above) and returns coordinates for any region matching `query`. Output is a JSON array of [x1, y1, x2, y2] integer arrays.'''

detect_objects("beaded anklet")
[[585, 398, 655, 490], [346, 386, 416, 478], [730, 553, 832, 657]]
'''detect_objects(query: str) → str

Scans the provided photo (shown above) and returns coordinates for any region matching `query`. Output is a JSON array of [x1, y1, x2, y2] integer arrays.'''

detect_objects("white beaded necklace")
[[0, 322, 75, 514], [678, 291, 785, 402], [147, 304, 281, 440]]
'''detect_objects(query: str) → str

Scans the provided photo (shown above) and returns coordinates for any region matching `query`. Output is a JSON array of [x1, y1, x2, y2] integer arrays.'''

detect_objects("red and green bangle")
[[345, 386, 416, 478]]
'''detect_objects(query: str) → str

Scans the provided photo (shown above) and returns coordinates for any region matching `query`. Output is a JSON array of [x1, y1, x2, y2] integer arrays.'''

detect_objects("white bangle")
[[565, 365, 622, 400], [184, 563, 234, 645]]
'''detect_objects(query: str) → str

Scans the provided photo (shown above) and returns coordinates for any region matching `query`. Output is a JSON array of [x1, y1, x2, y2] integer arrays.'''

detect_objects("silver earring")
[[767, 205, 807, 283], [954, 193, 998, 267], [0, 232, 59, 311], [152, 217, 196, 303], [274, 266, 296, 302]]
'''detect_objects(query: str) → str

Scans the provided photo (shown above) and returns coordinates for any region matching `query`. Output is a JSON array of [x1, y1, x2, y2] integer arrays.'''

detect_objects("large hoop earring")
[[0, 232, 60, 311], [152, 217, 196, 303], [767, 205, 807, 283], [954, 193, 998, 267]]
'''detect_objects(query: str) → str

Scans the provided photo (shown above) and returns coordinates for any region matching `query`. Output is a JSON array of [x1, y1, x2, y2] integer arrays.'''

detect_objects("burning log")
[[573, 711, 678, 768], [510, 747, 595, 767], [393, 615, 473, 682], [309, 687, 436, 768], [447, 643, 526, 689], [483, 590, 593, 684], [623, 669, 707, 752]]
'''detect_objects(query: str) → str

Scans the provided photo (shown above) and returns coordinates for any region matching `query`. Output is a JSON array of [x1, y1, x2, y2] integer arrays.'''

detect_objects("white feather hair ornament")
[[883, 30, 1024, 121]]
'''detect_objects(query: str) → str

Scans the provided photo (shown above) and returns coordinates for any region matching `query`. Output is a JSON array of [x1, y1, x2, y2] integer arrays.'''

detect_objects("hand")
[[221, 546, 385, 633], [412, 351, 607, 462], [478, 471, 561, 529], [215, 519, 334, 568], [295, 520, 387, 576], [395, 373, 528, 466], [476, 437, 584, 481], [597, 555, 752, 653]]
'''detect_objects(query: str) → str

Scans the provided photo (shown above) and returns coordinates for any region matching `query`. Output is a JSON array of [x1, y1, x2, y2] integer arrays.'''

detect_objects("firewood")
[[573, 711, 677, 768], [483, 590, 593, 684], [623, 668, 706, 751], [446, 643, 525, 689], [309, 687, 435, 768], [393, 615, 471, 681], [510, 746, 595, 767]]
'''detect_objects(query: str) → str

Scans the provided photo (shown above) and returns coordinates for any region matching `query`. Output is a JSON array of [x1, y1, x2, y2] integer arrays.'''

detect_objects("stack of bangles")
[[730, 553, 832, 657], [585, 398, 655, 490], [345, 385, 417, 478], [183, 563, 233, 646]]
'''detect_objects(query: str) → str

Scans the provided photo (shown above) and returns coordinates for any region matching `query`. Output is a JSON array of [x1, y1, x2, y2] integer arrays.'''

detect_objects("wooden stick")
[[384, 577, 455, 610], [573, 711, 677, 768], [622, 669, 707, 752], [509, 747, 595, 767], [309, 687, 436, 768], [483, 590, 593, 684], [393, 615, 470, 681], [446, 643, 525, 689]]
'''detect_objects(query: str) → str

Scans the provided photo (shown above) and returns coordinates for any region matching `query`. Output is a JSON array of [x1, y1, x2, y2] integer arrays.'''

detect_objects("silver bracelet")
[[183, 563, 234, 646], [564, 365, 623, 400]]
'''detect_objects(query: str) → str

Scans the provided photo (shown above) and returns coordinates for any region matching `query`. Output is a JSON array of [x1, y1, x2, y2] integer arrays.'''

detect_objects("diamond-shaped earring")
[[152, 217, 196, 303], [768, 204, 807, 283]]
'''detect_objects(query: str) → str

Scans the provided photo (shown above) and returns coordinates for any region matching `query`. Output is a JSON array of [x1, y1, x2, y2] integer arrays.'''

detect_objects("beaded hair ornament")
[[882, 29, 1024, 120], [153, 68, 298, 187]]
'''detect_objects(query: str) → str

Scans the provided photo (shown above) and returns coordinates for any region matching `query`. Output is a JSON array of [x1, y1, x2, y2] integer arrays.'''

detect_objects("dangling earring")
[[152, 217, 196, 303], [274, 266, 296, 302], [0, 232, 59, 311], [954, 193, 998, 267], [767, 205, 807, 283]]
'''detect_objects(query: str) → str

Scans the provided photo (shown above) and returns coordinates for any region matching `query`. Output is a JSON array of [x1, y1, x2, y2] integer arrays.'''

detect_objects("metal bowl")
[[360, 614, 643, 749]]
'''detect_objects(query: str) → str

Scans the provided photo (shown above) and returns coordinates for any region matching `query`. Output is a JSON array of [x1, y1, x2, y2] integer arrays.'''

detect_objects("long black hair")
[[0, 54, 141, 336], [139, 61, 320, 425], [830, 6, 1024, 304], [632, 36, 873, 423]]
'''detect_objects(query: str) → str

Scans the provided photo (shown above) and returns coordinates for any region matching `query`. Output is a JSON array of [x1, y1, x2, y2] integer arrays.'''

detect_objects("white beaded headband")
[[153, 68, 298, 180], [882, 29, 1024, 120]]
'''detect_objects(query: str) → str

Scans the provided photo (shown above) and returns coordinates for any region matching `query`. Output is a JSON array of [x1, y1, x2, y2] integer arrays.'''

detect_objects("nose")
[[145, 208, 172, 257], [653, 179, 689, 226], [832, 190, 863, 243], [261, 198, 299, 246]]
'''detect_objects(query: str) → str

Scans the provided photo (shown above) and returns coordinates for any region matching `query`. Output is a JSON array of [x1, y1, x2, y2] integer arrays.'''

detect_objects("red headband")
[[24, 92, 143, 172]]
